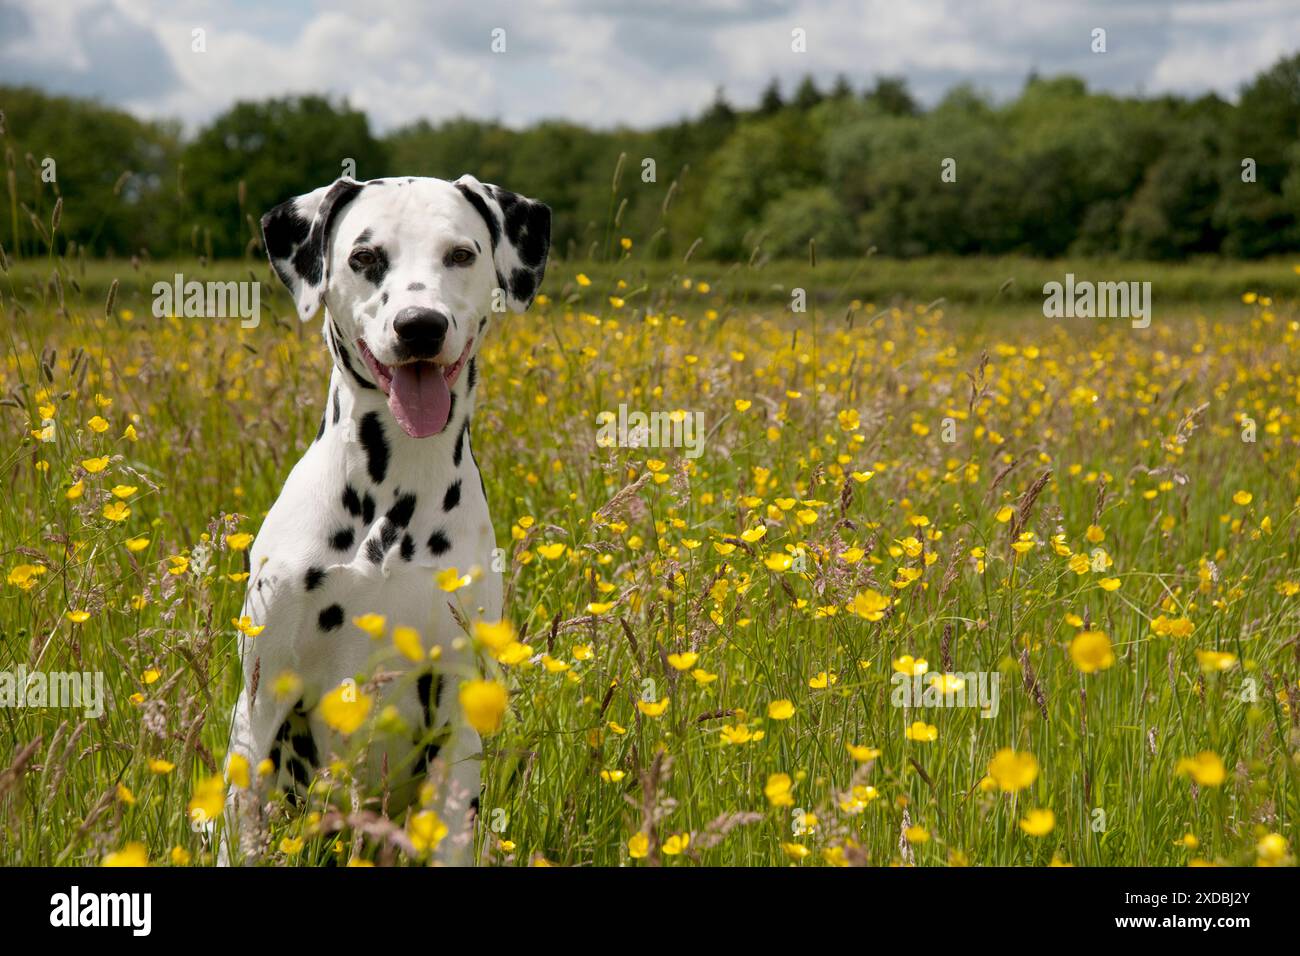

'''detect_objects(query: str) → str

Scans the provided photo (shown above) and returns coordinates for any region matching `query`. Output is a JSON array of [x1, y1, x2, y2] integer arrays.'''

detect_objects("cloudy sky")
[[2, 0, 1298, 131]]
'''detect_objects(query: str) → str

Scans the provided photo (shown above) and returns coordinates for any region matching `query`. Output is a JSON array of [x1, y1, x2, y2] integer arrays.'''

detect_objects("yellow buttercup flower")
[[637, 697, 670, 718], [666, 651, 698, 671], [1070, 630, 1115, 673], [319, 682, 374, 735], [905, 721, 938, 742], [767, 699, 795, 720], [1019, 809, 1056, 837], [1176, 751, 1226, 787], [764, 772, 795, 807], [987, 748, 1040, 792], [460, 679, 509, 734]]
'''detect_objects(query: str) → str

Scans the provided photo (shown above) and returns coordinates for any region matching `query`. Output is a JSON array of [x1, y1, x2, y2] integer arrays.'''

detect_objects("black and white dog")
[[224, 175, 549, 863]]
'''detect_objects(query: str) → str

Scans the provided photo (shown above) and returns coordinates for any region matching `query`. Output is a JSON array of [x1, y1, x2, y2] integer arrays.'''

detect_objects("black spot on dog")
[[401, 534, 415, 561], [342, 485, 362, 517], [359, 412, 389, 483], [292, 732, 319, 767], [478, 316, 487, 332], [427, 529, 450, 556], [453, 420, 469, 467], [318, 604, 344, 631], [509, 267, 536, 304], [315, 410, 326, 441], [447, 390, 457, 424], [456, 183, 501, 248], [407, 282, 425, 291], [362, 493, 375, 525], [330, 527, 355, 551], [261, 203, 310, 288], [366, 537, 385, 564], [353, 245, 389, 285], [288, 180, 362, 287], [386, 493, 417, 528], [332, 387, 341, 425], [443, 481, 461, 512], [466, 356, 478, 392], [268, 740, 282, 772], [355, 228, 373, 243], [381, 291, 389, 306], [305, 567, 326, 591], [473, 240, 481, 254], [287, 756, 311, 790], [496, 187, 551, 268], [380, 521, 399, 550]]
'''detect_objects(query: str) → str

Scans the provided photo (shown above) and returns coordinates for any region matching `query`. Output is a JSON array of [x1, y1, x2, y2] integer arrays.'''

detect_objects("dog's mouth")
[[356, 337, 473, 439]]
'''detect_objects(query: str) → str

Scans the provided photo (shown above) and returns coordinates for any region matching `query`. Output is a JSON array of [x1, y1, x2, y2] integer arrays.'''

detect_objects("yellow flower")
[[987, 748, 1040, 792], [226, 753, 251, 789], [995, 505, 1014, 523], [808, 671, 836, 689], [764, 552, 793, 572], [666, 651, 699, 671], [627, 832, 649, 859], [905, 721, 938, 742], [846, 743, 880, 762], [904, 825, 930, 844], [110, 484, 138, 499], [148, 758, 175, 775], [637, 697, 670, 718], [720, 724, 763, 744], [81, 456, 110, 473], [1070, 630, 1115, 673], [393, 625, 423, 662], [782, 842, 811, 861], [849, 588, 890, 621], [734, 399, 752, 412], [142, 668, 161, 684], [1176, 751, 1226, 787], [66, 610, 90, 624], [586, 601, 614, 615], [893, 655, 928, 676], [225, 532, 253, 551], [662, 832, 690, 856], [125, 536, 150, 552], [66, 479, 84, 500], [1232, 490, 1252, 506], [188, 774, 225, 826], [764, 772, 795, 807], [1256, 833, 1290, 866], [232, 616, 265, 638], [767, 699, 795, 720], [460, 679, 509, 734], [102, 842, 149, 867], [103, 501, 131, 522], [1195, 648, 1237, 673], [280, 837, 305, 856], [537, 543, 567, 560], [600, 769, 625, 783], [1085, 524, 1105, 543], [352, 613, 386, 639], [436, 567, 471, 592], [472, 618, 516, 651], [319, 682, 374, 735], [170, 846, 191, 866], [87, 415, 110, 433], [1019, 809, 1056, 837], [1098, 577, 1121, 591], [116, 783, 136, 805], [576, 272, 591, 287], [408, 809, 449, 854], [691, 668, 718, 685], [7, 563, 47, 590], [740, 525, 767, 543]]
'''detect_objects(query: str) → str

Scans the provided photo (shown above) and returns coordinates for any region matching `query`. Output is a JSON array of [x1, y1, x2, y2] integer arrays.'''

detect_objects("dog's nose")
[[393, 307, 449, 356]]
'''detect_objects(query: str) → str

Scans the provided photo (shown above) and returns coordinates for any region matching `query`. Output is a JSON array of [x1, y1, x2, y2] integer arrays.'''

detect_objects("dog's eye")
[[448, 247, 475, 266], [349, 248, 377, 268]]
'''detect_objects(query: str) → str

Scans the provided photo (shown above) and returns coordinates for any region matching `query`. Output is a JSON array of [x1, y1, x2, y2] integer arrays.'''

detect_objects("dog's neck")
[[320, 354, 480, 500]]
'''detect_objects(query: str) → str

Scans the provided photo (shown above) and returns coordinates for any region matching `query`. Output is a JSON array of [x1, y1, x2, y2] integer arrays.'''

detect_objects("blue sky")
[[2, 0, 1298, 130]]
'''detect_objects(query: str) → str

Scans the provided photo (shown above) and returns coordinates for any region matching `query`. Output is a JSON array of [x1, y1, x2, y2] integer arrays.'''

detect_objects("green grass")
[[1, 254, 1297, 867]]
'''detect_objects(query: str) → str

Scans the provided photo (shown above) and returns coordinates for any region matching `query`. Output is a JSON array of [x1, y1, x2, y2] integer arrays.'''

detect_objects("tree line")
[[2, 54, 1299, 263]]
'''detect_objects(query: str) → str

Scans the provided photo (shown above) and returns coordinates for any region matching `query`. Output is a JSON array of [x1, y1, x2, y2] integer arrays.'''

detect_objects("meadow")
[[1, 250, 1298, 867]]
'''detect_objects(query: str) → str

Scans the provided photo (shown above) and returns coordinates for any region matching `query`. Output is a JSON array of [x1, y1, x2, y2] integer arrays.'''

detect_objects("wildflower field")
[[2, 254, 1298, 867]]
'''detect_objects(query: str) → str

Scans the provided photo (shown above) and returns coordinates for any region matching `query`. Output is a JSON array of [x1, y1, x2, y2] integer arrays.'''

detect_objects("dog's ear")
[[261, 178, 364, 321], [454, 174, 551, 313]]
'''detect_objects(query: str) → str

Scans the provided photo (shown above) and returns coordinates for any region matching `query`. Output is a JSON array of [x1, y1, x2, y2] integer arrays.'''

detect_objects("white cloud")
[[1, 0, 1297, 130]]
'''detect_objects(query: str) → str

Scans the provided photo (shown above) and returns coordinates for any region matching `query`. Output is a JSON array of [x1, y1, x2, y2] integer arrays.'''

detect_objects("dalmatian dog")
[[223, 175, 549, 864]]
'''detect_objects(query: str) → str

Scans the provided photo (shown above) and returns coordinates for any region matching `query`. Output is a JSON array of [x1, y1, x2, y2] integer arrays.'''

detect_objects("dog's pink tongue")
[[388, 362, 450, 438]]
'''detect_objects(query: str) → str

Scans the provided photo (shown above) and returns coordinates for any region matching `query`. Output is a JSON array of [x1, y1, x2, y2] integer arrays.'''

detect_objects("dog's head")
[[261, 175, 550, 438]]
